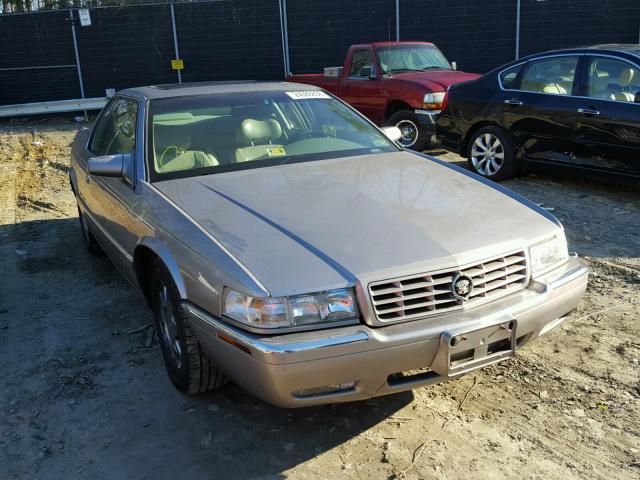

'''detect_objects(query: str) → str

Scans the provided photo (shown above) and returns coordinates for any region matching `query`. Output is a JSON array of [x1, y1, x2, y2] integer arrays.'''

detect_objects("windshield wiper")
[[421, 66, 452, 71]]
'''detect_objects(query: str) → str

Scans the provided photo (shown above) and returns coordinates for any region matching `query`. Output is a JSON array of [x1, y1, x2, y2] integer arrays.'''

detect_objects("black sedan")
[[436, 45, 640, 182]]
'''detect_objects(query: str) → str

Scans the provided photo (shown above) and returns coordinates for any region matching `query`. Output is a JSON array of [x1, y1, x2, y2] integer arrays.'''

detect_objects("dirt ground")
[[0, 116, 638, 480]]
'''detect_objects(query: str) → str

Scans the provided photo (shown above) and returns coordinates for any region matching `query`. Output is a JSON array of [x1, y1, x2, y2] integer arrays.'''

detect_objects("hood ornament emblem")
[[451, 274, 473, 301]]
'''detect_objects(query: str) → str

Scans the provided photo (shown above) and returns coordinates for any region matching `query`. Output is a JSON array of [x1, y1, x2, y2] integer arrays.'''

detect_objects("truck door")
[[341, 47, 386, 123]]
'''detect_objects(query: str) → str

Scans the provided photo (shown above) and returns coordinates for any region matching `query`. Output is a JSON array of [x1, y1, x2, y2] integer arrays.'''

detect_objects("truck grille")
[[369, 251, 528, 322]]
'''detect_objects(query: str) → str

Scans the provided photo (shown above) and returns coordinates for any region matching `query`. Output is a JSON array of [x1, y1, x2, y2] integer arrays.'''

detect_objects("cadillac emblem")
[[451, 274, 473, 301]]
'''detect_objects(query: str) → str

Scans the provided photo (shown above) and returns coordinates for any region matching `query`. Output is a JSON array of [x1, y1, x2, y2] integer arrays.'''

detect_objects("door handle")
[[504, 99, 523, 105], [577, 108, 600, 115]]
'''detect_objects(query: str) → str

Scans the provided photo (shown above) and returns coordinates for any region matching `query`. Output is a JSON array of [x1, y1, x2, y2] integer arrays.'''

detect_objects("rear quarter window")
[[499, 64, 522, 89]]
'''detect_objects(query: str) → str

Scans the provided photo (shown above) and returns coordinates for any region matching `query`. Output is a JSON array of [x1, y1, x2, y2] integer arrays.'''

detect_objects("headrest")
[[591, 71, 610, 91], [239, 119, 282, 144], [619, 68, 635, 87], [154, 127, 191, 150]]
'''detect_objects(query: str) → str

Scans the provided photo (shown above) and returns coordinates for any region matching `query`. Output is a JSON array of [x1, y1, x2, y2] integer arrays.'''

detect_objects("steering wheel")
[[286, 130, 318, 143], [159, 145, 186, 168]]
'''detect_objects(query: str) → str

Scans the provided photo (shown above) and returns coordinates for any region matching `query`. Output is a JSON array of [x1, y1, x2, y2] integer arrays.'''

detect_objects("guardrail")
[[0, 97, 107, 118]]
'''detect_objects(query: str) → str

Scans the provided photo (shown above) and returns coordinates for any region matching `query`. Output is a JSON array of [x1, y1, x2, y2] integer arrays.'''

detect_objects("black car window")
[[499, 64, 523, 89], [586, 57, 640, 103], [90, 98, 138, 156], [349, 50, 374, 78], [519, 56, 579, 96]]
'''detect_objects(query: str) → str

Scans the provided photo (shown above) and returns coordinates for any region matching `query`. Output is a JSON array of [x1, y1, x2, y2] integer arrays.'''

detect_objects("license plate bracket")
[[431, 319, 517, 378]]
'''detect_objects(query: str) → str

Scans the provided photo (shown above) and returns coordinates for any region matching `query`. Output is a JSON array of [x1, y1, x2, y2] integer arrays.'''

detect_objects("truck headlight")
[[223, 288, 359, 330], [423, 92, 445, 110], [529, 235, 568, 276]]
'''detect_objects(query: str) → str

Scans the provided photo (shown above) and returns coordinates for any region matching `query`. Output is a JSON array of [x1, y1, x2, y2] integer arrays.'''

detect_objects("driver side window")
[[349, 50, 374, 78], [90, 98, 138, 156]]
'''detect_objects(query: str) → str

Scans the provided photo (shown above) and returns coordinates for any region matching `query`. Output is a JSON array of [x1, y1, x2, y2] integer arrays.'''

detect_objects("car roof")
[[370, 41, 434, 48], [522, 44, 640, 62], [119, 81, 321, 101]]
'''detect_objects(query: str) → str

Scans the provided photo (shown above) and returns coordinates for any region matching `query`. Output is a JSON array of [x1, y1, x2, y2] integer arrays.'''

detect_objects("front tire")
[[151, 260, 226, 395], [386, 110, 428, 151], [467, 126, 517, 180]]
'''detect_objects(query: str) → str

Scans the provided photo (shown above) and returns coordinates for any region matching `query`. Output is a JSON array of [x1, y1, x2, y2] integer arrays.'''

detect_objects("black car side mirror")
[[634, 92, 640, 103], [359, 65, 377, 80]]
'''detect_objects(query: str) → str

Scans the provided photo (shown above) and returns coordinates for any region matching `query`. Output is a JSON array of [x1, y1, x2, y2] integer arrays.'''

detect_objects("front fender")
[[135, 236, 187, 299]]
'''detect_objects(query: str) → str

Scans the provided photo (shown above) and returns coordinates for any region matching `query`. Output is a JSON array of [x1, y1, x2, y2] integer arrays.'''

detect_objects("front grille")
[[369, 251, 528, 322]]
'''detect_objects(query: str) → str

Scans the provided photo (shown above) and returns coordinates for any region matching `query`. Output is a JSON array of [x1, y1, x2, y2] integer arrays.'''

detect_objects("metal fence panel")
[[174, 0, 284, 82], [400, 0, 517, 74], [74, 5, 176, 98], [519, 0, 640, 57], [286, 0, 396, 74], [0, 11, 79, 104]]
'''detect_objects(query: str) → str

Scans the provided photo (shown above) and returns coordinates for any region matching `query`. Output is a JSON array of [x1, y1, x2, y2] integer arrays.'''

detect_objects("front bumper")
[[186, 256, 588, 408], [414, 109, 440, 137]]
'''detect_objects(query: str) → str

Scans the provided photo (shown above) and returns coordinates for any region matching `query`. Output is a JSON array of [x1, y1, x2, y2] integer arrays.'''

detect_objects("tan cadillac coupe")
[[69, 82, 588, 407]]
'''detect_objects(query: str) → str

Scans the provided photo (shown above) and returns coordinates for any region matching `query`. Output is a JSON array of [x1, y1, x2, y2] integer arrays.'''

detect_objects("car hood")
[[155, 152, 560, 297], [391, 70, 480, 90]]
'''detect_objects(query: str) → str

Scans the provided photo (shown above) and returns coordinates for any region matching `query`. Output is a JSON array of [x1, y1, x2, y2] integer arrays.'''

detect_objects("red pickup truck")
[[288, 42, 479, 151]]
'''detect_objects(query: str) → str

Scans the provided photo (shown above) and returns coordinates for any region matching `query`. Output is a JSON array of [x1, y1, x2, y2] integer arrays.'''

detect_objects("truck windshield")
[[147, 91, 398, 180], [376, 44, 451, 74]]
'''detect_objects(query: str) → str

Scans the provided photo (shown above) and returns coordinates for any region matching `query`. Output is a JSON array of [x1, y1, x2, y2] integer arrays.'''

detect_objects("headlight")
[[423, 92, 445, 110], [529, 235, 568, 276], [223, 288, 359, 330]]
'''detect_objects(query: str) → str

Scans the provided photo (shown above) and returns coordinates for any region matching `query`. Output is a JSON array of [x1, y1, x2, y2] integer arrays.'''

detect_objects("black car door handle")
[[577, 108, 600, 115], [504, 99, 523, 105]]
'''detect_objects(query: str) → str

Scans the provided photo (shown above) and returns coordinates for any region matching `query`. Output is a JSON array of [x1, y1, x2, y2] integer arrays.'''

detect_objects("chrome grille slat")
[[369, 250, 528, 322]]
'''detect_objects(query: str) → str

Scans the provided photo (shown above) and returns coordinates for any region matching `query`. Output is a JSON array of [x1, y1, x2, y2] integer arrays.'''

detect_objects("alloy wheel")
[[396, 119, 419, 148], [471, 133, 505, 176], [158, 283, 182, 369]]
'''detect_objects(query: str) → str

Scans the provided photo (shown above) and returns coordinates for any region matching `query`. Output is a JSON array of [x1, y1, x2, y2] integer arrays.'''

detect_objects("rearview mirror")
[[88, 153, 130, 178], [635, 91, 640, 103], [451, 61, 457, 71], [382, 126, 402, 143]]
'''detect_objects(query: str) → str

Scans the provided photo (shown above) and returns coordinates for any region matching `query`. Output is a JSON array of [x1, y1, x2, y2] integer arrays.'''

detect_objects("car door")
[[572, 55, 640, 175], [498, 55, 582, 164], [341, 47, 386, 122], [84, 96, 141, 279]]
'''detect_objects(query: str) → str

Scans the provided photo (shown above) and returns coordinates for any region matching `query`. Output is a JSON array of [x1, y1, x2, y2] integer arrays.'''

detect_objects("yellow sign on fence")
[[171, 59, 184, 70]]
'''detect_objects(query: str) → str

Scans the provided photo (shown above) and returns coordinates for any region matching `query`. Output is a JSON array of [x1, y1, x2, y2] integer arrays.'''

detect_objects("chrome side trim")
[[183, 303, 369, 355], [79, 199, 133, 262], [548, 262, 589, 291], [145, 181, 270, 296]]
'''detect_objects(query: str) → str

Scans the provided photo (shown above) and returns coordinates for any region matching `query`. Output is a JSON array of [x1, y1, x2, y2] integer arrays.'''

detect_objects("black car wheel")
[[387, 110, 428, 151], [151, 260, 226, 395], [77, 206, 103, 255], [467, 126, 517, 180]]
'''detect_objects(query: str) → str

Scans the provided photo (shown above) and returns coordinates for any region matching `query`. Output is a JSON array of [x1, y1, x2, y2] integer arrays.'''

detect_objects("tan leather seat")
[[154, 129, 218, 173], [542, 84, 567, 95], [235, 119, 285, 163], [613, 68, 636, 102], [588, 71, 615, 100]]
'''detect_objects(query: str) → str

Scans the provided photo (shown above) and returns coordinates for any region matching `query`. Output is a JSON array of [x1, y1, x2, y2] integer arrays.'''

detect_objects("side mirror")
[[451, 61, 458, 71], [381, 126, 402, 143], [635, 92, 640, 103], [369, 64, 378, 80], [88, 153, 131, 178]]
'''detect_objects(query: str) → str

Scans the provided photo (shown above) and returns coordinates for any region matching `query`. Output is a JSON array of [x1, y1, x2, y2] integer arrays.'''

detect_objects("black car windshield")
[[147, 91, 398, 180], [376, 44, 451, 73]]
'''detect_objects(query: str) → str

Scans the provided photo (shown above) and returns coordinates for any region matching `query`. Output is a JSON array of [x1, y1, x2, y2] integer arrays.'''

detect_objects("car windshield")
[[147, 91, 398, 180], [376, 44, 451, 73]]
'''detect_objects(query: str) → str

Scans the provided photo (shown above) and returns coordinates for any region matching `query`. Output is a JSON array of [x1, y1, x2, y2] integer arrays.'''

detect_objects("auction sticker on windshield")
[[286, 91, 331, 100]]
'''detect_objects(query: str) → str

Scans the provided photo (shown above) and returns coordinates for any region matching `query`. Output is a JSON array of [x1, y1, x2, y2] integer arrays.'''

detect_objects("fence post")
[[395, 0, 400, 41], [170, 2, 182, 83], [515, 0, 521, 59], [69, 9, 87, 119], [280, 0, 290, 75]]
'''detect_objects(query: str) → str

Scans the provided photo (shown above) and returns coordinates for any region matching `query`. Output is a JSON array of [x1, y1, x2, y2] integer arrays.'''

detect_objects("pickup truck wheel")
[[467, 126, 517, 181], [151, 261, 226, 395], [387, 111, 428, 151], [77, 206, 103, 256]]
